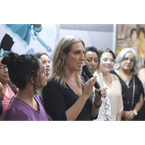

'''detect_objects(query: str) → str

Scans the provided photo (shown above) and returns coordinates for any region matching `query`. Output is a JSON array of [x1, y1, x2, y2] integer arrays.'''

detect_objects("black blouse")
[[110, 70, 144, 120], [42, 78, 92, 121]]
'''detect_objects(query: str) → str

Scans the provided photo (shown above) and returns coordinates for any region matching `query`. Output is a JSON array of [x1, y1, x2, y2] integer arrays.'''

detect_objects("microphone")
[[82, 65, 100, 89]]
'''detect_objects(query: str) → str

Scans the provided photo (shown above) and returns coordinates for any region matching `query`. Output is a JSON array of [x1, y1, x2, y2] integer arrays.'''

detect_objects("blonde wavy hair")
[[51, 35, 85, 88]]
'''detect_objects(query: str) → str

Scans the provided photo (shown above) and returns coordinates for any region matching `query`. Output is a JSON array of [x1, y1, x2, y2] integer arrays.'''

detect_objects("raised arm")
[[42, 77, 97, 121]]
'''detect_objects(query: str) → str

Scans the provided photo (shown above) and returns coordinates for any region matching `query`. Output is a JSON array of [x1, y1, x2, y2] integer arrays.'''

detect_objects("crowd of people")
[[0, 35, 144, 121]]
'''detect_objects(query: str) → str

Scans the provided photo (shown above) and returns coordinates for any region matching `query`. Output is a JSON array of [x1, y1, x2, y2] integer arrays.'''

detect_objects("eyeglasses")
[[43, 67, 48, 76], [123, 57, 135, 63], [0, 65, 8, 72], [101, 58, 115, 64]]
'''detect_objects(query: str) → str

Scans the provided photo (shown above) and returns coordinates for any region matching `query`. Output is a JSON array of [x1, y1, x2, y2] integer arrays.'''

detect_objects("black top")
[[110, 70, 144, 120], [42, 78, 92, 121]]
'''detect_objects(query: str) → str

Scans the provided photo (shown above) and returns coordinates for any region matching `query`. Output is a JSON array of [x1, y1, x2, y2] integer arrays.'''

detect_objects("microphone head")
[[82, 65, 100, 89], [82, 65, 93, 78]]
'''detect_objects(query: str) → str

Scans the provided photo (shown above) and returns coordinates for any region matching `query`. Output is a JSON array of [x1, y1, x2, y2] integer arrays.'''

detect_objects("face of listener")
[[35, 60, 48, 90], [0, 59, 10, 84], [120, 52, 135, 71], [63, 42, 85, 72], [39, 54, 51, 77], [99, 52, 114, 73], [84, 51, 99, 74]]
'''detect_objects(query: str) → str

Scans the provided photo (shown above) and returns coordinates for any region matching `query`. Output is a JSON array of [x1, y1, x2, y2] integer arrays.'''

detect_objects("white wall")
[[59, 29, 113, 51]]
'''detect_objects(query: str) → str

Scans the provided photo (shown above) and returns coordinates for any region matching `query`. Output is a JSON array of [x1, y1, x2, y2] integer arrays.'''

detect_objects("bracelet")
[[94, 101, 102, 108]]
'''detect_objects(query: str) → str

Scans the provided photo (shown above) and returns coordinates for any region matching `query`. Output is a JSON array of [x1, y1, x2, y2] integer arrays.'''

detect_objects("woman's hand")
[[123, 111, 135, 121], [81, 76, 97, 100], [94, 87, 107, 106], [129, 111, 135, 120]]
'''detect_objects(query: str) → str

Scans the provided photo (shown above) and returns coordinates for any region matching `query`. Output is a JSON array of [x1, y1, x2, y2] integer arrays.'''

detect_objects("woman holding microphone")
[[42, 35, 107, 121]]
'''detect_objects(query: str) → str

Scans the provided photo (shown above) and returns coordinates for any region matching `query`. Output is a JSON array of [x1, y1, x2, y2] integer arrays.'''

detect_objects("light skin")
[[0, 59, 10, 99], [60, 42, 107, 120], [115, 52, 144, 120], [39, 54, 51, 78], [15, 60, 47, 111], [138, 67, 145, 84], [98, 52, 123, 121]]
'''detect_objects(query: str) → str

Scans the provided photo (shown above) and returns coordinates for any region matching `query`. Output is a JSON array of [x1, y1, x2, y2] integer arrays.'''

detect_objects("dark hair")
[[138, 27, 145, 36], [130, 28, 137, 37], [84, 46, 100, 69], [1, 52, 40, 94], [99, 48, 116, 59], [8, 80, 18, 95], [0, 56, 18, 100], [34, 52, 48, 59]]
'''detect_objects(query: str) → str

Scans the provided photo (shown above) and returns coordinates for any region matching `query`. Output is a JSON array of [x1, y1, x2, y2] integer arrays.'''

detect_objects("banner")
[[116, 24, 145, 68], [0, 24, 59, 65]]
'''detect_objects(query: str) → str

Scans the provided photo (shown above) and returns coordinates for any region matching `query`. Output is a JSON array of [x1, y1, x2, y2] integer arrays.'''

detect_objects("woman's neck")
[[15, 84, 35, 103], [64, 67, 76, 80], [97, 69, 110, 78], [118, 68, 131, 75], [2, 82, 8, 92]]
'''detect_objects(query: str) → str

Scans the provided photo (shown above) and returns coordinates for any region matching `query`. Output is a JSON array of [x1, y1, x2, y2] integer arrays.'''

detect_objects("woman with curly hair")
[[0, 52, 52, 121]]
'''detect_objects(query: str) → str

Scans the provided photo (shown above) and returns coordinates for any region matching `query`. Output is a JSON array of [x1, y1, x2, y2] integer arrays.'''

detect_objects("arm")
[[116, 76, 123, 121], [138, 68, 144, 84], [133, 93, 144, 113], [91, 103, 100, 119], [116, 111, 123, 121], [129, 93, 144, 120], [65, 96, 87, 120], [43, 77, 97, 121], [91, 88, 107, 119], [66, 76, 98, 120]]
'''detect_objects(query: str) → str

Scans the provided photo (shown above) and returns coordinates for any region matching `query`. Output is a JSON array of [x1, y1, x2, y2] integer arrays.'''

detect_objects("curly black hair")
[[1, 52, 39, 94]]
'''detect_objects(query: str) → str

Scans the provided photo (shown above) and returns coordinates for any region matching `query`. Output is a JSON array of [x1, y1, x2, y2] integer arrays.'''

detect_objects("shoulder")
[[43, 78, 66, 94], [110, 69, 115, 74], [34, 94, 43, 104], [45, 78, 60, 89], [134, 74, 142, 83], [110, 73, 119, 81], [138, 67, 145, 75], [47, 78, 59, 85]]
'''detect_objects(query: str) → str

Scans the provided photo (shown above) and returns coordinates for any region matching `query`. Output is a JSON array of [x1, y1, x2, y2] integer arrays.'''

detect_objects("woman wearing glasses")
[[110, 48, 144, 121], [0, 52, 52, 120], [81, 46, 111, 121], [35, 52, 51, 96], [0, 57, 18, 118], [96, 48, 123, 121]]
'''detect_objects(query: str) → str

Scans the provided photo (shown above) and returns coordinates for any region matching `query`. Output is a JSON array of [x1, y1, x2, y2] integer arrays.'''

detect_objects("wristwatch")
[[132, 110, 138, 116]]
